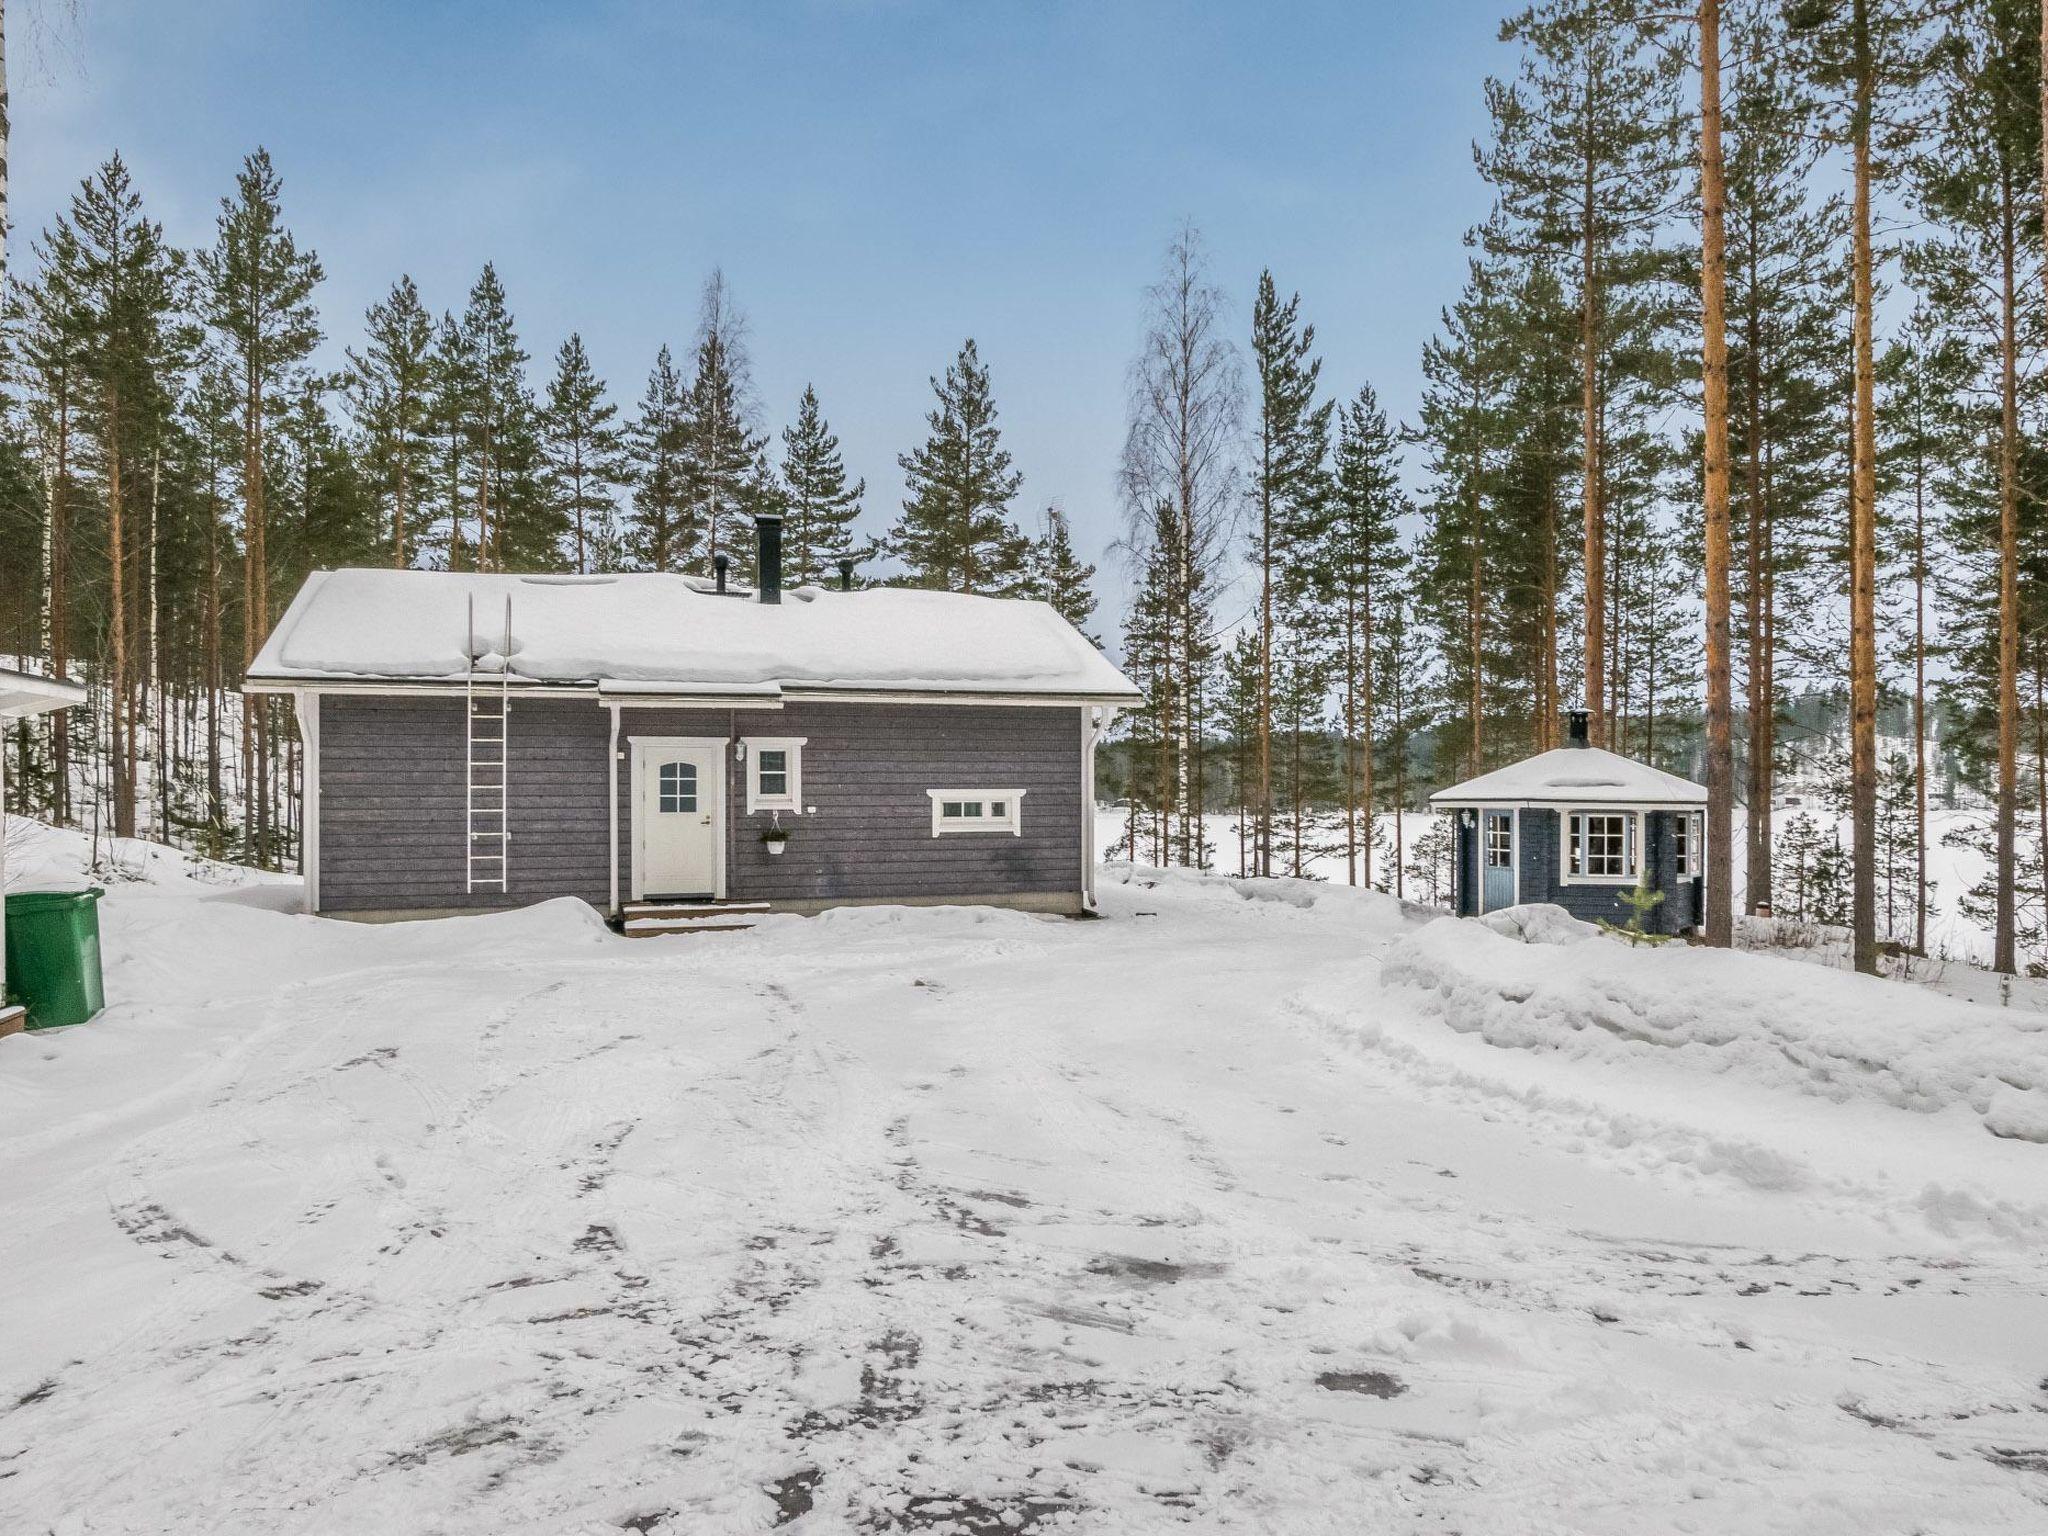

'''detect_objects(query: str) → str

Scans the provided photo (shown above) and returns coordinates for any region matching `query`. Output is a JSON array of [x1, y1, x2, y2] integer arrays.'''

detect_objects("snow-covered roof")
[[0, 667, 87, 720], [245, 569, 1139, 701], [1430, 746, 1706, 806]]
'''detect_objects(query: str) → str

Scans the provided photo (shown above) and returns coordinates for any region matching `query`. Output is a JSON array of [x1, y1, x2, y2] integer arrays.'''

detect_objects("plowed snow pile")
[[1382, 904, 2048, 1142]]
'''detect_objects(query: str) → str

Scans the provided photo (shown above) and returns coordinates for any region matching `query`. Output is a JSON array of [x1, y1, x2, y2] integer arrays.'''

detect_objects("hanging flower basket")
[[762, 827, 790, 857]]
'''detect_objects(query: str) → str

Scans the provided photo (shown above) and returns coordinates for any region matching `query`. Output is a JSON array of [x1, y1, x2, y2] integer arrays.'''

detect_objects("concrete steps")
[[619, 900, 771, 938]]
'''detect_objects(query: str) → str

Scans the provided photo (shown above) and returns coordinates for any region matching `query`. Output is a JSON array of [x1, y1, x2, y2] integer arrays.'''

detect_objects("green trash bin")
[[4, 888, 105, 1029]]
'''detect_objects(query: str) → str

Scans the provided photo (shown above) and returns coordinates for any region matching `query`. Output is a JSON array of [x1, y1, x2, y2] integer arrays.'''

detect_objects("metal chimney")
[[755, 514, 782, 605], [837, 557, 855, 592], [712, 552, 729, 594], [1567, 709, 1590, 748]]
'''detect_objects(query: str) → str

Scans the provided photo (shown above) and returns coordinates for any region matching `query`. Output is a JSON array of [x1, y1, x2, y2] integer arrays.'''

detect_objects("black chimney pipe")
[[712, 552, 729, 594], [1567, 709, 1590, 748], [837, 557, 854, 592], [755, 514, 782, 605]]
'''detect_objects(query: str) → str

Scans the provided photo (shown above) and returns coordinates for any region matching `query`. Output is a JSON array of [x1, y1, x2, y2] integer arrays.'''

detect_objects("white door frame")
[[629, 735, 727, 901], [1477, 805, 1518, 916]]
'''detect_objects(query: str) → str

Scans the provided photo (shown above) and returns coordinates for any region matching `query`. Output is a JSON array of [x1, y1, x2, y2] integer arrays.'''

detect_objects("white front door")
[[634, 739, 724, 898]]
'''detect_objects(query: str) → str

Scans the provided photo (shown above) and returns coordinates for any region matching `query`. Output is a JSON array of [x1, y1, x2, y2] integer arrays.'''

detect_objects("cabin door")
[[1480, 809, 1515, 912], [633, 739, 724, 899]]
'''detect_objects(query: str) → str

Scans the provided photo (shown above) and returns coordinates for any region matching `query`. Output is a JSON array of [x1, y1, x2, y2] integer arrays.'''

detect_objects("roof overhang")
[[0, 671, 89, 719], [242, 675, 1137, 708]]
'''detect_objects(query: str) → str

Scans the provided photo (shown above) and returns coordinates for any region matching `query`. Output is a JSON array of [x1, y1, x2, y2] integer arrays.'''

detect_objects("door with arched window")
[[633, 738, 723, 898]]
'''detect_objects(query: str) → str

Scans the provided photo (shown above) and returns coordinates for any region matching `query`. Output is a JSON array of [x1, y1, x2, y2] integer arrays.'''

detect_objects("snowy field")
[[3, 827, 2047, 1533]]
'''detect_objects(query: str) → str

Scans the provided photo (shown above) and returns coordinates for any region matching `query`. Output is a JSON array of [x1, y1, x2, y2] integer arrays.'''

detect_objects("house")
[[245, 515, 1139, 925], [2, 667, 90, 1034], [1429, 711, 1706, 935]]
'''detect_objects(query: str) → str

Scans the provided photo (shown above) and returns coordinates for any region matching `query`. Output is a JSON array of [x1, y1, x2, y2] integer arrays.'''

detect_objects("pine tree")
[[1247, 272, 1332, 878], [67, 155, 184, 842], [1327, 383, 1408, 885], [197, 147, 321, 864], [451, 263, 546, 570], [540, 333, 628, 573], [684, 270, 766, 574], [1024, 504, 1098, 639], [1901, 0, 2035, 974], [344, 275, 434, 568], [1480, 0, 1684, 749], [890, 338, 1028, 593], [1372, 586, 1435, 900], [623, 345, 696, 571], [778, 383, 867, 585]]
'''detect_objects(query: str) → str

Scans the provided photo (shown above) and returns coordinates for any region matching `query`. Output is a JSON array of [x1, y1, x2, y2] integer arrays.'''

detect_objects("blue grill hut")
[[1429, 711, 1707, 935]]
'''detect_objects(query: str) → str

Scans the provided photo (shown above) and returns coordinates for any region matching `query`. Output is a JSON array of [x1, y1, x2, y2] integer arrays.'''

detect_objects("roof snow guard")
[[244, 569, 1139, 703], [1430, 746, 1706, 807]]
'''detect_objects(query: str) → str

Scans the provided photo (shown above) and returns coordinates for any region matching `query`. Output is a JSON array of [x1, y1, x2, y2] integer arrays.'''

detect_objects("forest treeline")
[[1113, 0, 2048, 977], [0, 154, 1096, 873], [5, 0, 2047, 976]]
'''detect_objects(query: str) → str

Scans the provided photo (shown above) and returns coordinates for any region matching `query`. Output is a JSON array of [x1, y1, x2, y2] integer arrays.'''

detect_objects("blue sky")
[[14, 0, 1506, 622]]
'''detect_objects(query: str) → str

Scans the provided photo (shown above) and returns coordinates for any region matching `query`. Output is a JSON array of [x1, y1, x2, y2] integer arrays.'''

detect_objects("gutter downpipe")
[[1082, 705, 1113, 911]]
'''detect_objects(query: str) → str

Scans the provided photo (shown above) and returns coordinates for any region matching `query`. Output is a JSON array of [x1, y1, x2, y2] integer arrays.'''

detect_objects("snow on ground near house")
[[3, 827, 2047, 1533]]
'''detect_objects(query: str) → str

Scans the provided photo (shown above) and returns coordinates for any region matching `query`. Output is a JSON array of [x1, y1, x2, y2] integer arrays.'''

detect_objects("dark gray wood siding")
[[317, 694, 1084, 914], [319, 696, 611, 913], [1453, 806, 1699, 935], [615, 703, 1083, 905]]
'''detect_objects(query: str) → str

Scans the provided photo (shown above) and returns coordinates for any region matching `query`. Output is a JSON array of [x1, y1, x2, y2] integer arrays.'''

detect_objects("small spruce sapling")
[[1601, 879, 1670, 946]]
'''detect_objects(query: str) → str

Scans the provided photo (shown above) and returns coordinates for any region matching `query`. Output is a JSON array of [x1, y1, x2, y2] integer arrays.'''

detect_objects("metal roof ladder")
[[466, 593, 513, 895]]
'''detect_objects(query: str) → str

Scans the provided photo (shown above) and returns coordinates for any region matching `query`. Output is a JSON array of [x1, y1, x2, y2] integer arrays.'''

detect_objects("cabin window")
[[1674, 811, 1702, 878], [742, 737, 806, 814], [928, 789, 1026, 836], [657, 761, 698, 814], [1567, 811, 1637, 882]]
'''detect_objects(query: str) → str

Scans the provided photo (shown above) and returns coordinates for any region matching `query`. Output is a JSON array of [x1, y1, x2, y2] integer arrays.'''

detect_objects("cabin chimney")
[[713, 552, 730, 594], [755, 513, 782, 605], [1567, 709, 1589, 748], [836, 557, 855, 592]]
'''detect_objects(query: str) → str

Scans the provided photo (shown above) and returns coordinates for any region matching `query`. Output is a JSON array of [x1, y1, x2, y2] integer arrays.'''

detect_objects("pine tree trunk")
[[1700, 0, 1734, 948], [1743, 256, 1770, 914], [1581, 144, 1606, 749], [1995, 163, 2021, 976], [1468, 396, 1483, 777], [108, 388, 132, 840], [1847, 0, 1880, 975], [50, 375, 71, 824], [1257, 476, 1273, 879], [1913, 413, 1928, 955]]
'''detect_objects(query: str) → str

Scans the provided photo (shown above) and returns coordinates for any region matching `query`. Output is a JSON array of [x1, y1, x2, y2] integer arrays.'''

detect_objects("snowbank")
[[1381, 914, 2048, 1140]]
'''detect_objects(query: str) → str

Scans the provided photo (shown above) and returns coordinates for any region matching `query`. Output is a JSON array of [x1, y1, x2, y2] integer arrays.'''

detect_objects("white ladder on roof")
[[466, 594, 513, 895]]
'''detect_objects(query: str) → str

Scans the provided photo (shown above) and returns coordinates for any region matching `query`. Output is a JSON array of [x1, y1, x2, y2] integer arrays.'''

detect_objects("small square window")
[[743, 737, 805, 814]]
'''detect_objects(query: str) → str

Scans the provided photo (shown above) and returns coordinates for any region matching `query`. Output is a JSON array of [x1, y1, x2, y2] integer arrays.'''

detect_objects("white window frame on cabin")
[[928, 789, 1026, 836], [742, 736, 806, 815], [1674, 809, 1703, 878], [1563, 808, 1640, 885]]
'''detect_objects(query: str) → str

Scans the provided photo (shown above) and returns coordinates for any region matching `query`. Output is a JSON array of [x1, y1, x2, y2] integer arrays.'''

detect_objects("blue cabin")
[[1430, 712, 1707, 936]]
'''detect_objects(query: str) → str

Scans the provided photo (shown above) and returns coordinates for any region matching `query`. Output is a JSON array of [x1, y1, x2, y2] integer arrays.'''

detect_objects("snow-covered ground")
[[3, 825, 2047, 1533]]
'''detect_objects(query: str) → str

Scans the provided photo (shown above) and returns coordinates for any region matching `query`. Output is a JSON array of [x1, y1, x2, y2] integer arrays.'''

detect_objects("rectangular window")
[[742, 737, 806, 814], [1568, 811, 1637, 881], [929, 789, 1026, 836], [1673, 811, 1702, 878]]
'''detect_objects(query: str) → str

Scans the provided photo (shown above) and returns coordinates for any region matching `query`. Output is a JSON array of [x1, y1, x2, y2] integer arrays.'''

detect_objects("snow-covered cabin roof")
[[0, 667, 87, 720], [245, 569, 1139, 702], [1429, 746, 1706, 807]]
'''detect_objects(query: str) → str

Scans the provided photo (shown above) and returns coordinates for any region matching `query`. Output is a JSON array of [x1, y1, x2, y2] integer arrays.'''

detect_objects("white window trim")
[[1562, 808, 1642, 886], [1675, 809, 1703, 879], [928, 788, 1026, 836], [742, 736, 806, 815]]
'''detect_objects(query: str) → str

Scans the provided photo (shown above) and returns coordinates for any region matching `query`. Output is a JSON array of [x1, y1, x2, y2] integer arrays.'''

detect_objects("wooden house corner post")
[[607, 701, 621, 918], [293, 689, 320, 914]]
